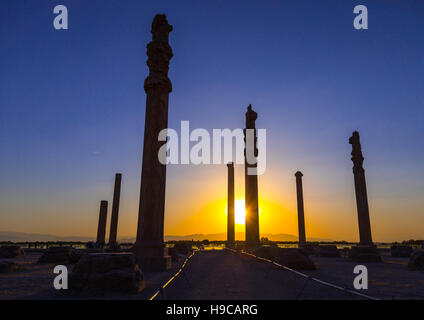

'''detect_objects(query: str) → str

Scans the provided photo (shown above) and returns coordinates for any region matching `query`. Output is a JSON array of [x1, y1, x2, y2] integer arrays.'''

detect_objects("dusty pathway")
[[157, 250, 362, 300]]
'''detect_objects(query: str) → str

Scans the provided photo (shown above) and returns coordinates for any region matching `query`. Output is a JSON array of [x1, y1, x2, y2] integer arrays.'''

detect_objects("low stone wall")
[[69, 253, 145, 294]]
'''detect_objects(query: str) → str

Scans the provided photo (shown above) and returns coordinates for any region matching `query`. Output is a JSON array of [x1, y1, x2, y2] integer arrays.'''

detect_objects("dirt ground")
[[1, 249, 423, 300]]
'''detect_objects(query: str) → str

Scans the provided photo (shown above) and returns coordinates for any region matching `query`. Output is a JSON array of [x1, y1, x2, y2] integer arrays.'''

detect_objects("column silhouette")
[[244, 105, 260, 248], [349, 131, 373, 246], [133, 14, 173, 271], [227, 162, 235, 248], [295, 171, 306, 246], [108, 173, 122, 246], [348, 131, 381, 262], [96, 200, 108, 247]]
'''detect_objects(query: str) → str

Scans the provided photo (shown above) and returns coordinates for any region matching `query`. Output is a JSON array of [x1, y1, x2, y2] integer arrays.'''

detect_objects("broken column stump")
[[0, 245, 25, 258], [69, 253, 145, 294]]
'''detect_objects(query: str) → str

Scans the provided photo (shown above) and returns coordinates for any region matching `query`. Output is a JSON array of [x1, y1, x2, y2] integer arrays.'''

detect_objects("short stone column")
[[295, 171, 306, 246], [96, 200, 108, 247], [227, 162, 235, 248], [108, 173, 122, 246]]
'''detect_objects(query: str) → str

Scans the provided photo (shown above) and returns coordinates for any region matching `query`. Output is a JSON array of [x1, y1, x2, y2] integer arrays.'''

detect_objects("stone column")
[[96, 200, 108, 247], [349, 131, 373, 246], [348, 131, 381, 262], [133, 14, 173, 271], [108, 173, 122, 246], [295, 171, 306, 246], [227, 162, 235, 248], [244, 105, 260, 248]]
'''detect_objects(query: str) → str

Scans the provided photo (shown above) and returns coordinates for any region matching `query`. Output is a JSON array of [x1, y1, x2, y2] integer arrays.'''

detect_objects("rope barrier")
[[149, 249, 198, 300], [227, 248, 380, 301]]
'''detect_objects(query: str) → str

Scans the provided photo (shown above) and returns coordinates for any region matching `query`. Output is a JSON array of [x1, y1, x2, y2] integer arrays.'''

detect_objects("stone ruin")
[[69, 253, 145, 294], [391, 245, 413, 258], [314, 245, 340, 258], [0, 261, 20, 273], [0, 245, 25, 258], [253, 246, 315, 270], [37, 246, 81, 264], [348, 131, 381, 262], [408, 250, 424, 271]]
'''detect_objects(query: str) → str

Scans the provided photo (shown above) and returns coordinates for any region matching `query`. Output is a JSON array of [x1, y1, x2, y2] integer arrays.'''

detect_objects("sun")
[[235, 199, 246, 225]]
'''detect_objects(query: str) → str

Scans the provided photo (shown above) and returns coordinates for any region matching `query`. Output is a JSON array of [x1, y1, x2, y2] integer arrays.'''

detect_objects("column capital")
[[349, 130, 364, 169], [144, 14, 173, 93], [245, 104, 258, 129]]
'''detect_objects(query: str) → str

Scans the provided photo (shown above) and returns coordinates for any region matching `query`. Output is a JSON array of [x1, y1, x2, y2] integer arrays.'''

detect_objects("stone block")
[[391, 245, 413, 257], [0, 245, 25, 258], [348, 245, 382, 262], [174, 243, 192, 255], [37, 246, 82, 264], [69, 253, 145, 294], [0, 261, 20, 273], [253, 246, 316, 270], [168, 247, 179, 262], [314, 245, 340, 257], [408, 250, 424, 270]]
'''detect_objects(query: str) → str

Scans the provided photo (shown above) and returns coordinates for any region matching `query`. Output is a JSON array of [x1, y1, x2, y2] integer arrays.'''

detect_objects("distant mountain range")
[[0, 231, 331, 242], [164, 232, 331, 242]]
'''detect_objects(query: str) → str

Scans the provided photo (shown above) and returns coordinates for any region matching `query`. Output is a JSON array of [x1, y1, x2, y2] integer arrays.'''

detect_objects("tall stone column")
[[227, 162, 235, 248], [348, 131, 381, 262], [244, 105, 260, 248], [133, 14, 173, 271], [108, 173, 122, 246], [295, 171, 306, 246], [96, 200, 108, 247], [349, 131, 373, 246]]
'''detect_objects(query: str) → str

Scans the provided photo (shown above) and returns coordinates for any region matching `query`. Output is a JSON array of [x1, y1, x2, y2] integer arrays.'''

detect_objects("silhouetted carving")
[[133, 14, 173, 271], [244, 105, 260, 248], [96, 200, 108, 247], [295, 171, 306, 246], [227, 162, 235, 248], [108, 173, 122, 247]]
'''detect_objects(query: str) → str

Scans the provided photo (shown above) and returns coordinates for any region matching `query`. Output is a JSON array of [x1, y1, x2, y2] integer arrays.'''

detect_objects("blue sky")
[[0, 0, 423, 241]]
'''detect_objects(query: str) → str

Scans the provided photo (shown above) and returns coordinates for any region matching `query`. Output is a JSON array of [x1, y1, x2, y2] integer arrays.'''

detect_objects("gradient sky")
[[1, 0, 423, 242]]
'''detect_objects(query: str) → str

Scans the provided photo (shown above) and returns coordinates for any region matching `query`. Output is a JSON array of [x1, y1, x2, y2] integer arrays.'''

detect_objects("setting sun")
[[235, 199, 246, 225]]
